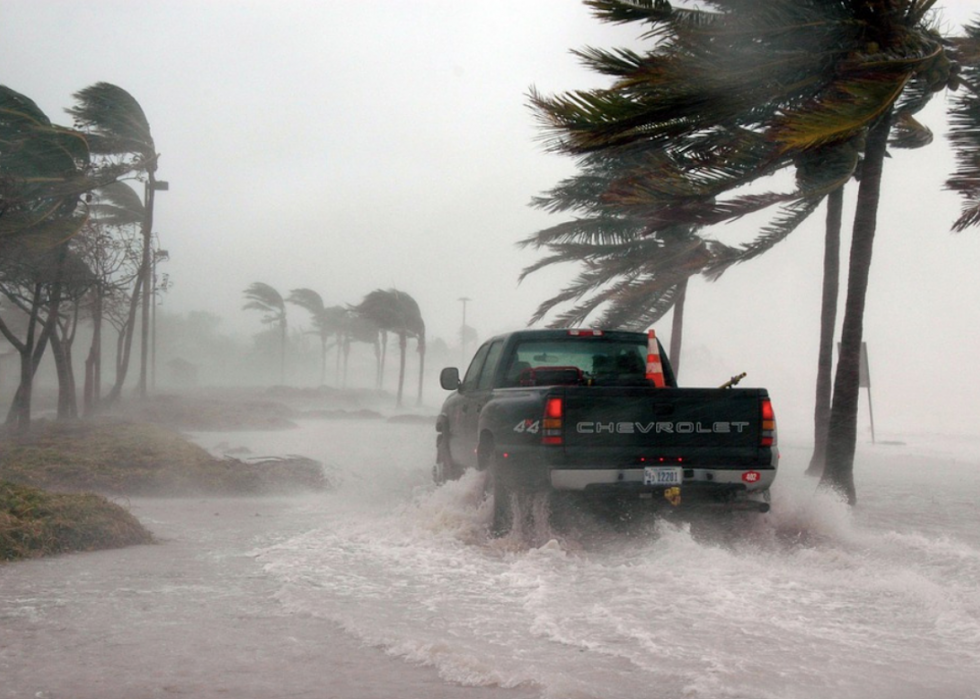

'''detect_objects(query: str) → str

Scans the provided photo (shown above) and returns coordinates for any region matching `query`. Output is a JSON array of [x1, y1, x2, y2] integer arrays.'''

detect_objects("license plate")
[[643, 466, 683, 486]]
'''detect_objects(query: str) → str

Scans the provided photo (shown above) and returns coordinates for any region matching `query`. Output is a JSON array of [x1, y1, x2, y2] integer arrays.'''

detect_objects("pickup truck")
[[436, 328, 777, 534]]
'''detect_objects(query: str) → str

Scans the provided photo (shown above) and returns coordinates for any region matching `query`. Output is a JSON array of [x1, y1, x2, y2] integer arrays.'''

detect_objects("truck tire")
[[488, 451, 515, 537], [433, 434, 461, 484]]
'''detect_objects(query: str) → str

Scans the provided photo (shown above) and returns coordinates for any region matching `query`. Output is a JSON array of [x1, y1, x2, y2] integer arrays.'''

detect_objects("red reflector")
[[545, 397, 563, 419]]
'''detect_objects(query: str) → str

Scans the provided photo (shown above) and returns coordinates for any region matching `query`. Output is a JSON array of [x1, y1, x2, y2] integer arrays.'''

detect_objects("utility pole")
[[458, 296, 471, 365], [151, 245, 169, 392], [138, 176, 168, 399]]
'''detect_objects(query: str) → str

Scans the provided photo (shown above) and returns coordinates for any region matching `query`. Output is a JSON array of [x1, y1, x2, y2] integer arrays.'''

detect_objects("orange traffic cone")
[[646, 330, 666, 388]]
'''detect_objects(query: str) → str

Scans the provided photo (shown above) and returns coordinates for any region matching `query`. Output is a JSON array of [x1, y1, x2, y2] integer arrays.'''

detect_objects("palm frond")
[[286, 288, 326, 316], [243, 282, 286, 324], [945, 22, 980, 231], [66, 82, 156, 165]]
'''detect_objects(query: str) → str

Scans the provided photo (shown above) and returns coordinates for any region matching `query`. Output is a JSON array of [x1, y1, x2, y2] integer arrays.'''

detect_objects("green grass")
[[0, 419, 326, 496], [0, 480, 153, 562], [0, 418, 327, 561]]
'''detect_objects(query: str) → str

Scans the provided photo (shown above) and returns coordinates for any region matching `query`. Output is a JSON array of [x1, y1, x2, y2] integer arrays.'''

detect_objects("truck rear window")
[[500, 339, 652, 388]]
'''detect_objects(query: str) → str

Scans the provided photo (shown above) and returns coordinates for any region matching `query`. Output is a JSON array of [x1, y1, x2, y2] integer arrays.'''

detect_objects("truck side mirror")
[[440, 367, 461, 391]]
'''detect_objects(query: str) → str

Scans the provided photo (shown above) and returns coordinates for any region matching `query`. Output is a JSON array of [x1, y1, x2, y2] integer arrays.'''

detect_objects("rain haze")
[[2, 1, 979, 433], [2, 3, 980, 699]]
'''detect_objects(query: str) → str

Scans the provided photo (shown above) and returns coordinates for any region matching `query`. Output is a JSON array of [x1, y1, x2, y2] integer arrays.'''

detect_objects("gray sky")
[[3, 1, 980, 435]]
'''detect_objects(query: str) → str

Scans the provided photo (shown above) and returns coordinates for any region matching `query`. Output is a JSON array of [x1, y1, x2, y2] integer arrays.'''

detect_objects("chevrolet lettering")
[[576, 421, 751, 435], [435, 329, 778, 536]]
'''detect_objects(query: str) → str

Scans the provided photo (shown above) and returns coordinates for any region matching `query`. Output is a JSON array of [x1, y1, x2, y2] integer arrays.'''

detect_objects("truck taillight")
[[543, 396, 563, 445], [567, 329, 603, 337], [761, 398, 776, 447]]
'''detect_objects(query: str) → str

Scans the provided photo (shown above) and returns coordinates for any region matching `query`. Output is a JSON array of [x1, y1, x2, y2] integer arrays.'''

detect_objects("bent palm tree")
[[354, 289, 426, 407], [243, 282, 287, 385], [67, 82, 162, 399], [287, 288, 348, 386], [530, 0, 959, 504]]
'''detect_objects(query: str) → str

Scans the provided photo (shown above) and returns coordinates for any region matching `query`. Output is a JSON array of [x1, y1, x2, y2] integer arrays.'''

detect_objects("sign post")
[[838, 341, 875, 443]]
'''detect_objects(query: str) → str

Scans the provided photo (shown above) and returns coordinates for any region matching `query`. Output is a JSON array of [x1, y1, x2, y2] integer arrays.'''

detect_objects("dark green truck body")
[[436, 329, 777, 522]]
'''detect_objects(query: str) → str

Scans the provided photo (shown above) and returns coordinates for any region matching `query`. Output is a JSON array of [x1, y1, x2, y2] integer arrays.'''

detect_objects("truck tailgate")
[[560, 387, 767, 464]]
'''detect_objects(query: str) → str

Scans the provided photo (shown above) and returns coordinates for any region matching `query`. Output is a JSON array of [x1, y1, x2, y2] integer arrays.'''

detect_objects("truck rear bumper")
[[550, 466, 776, 494]]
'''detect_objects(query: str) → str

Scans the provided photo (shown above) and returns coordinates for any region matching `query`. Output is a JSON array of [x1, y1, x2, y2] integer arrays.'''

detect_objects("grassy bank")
[[0, 419, 327, 496], [0, 417, 328, 561], [0, 480, 153, 561]]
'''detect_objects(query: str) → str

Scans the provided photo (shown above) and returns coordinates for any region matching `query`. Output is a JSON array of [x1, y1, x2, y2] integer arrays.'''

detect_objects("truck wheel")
[[433, 434, 461, 484], [487, 452, 515, 537]]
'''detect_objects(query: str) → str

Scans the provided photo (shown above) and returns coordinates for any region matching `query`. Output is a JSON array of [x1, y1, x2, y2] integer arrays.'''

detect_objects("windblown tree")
[[243, 282, 288, 385], [0, 86, 124, 254], [530, 0, 963, 504], [338, 311, 382, 388], [77, 182, 144, 413], [66, 82, 163, 400], [0, 243, 68, 429], [354, 289, 425, 407], [286, 288, 347, 386], [0, 86, 105, 431], [520, 153, 736, 377], [46, 247, 96, 420]]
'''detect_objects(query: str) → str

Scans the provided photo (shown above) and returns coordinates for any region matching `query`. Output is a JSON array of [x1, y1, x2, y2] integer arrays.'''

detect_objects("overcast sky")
[[3, 1, 980, 435]]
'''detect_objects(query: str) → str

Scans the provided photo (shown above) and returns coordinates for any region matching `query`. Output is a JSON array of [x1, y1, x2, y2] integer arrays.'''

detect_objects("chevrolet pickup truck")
[[436, 328, 777, 534]]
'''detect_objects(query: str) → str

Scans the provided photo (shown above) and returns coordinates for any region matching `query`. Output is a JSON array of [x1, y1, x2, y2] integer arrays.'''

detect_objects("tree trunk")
[[105, 274, 144, 405], [378, 331, 388, 390], [806, 185, 844, 477], [0, 295, 36, 432], [83, 289, 104, 417], [416, 341, 426, 407], [51, 332, 75, 420], [821, 114, 892, 505], [4, 243, 68, 431], [669, 277, 688, 379], [320, 336, 327, 386], [341, 335, 350, 388], [4, 293, 39, 432], [396, 332, 407, 407], [279, 318, 286, 386]]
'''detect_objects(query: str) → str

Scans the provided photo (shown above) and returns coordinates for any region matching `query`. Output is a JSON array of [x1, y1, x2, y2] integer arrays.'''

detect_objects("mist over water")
[[189, 420, 980, 699]]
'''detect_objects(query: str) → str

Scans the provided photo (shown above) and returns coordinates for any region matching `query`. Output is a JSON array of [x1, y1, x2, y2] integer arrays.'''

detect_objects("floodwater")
[[2, 417, 979, 699]]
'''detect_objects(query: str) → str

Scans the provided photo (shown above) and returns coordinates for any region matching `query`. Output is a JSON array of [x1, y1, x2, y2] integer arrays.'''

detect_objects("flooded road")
[[2, 418, 979, 698]]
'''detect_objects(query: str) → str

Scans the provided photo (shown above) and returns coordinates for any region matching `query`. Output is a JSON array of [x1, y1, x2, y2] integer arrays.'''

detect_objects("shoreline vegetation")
[[0, 387, 403, 562]]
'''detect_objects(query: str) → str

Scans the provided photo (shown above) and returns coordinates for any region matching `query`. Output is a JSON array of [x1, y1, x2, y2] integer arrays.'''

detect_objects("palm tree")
[[340, 311, 382, 388], [354, 289, 426, 407], [530, 0, 958, 504], [243, 282, 287, 384], [287, 288, 347, 386], [0, 86, 124, 253], [67, 82, 163, 400], [521, 154, 737, 376]]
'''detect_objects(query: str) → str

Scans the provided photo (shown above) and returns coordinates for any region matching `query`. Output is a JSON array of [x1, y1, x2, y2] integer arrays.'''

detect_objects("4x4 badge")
[[514, 419, 540, 434]]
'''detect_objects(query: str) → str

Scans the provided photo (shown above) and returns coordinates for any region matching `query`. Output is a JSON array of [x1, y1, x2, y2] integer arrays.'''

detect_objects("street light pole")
[[458, 296, 471, 365]]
